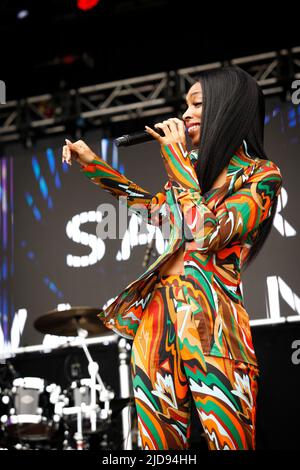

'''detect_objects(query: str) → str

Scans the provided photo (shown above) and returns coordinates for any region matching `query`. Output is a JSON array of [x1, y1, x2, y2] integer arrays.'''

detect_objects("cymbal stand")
[[76, 326, 114, 431], [60, 325, 114, 449]]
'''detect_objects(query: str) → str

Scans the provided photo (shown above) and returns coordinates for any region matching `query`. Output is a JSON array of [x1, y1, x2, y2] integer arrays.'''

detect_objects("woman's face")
[[182, 82, 203, 147]]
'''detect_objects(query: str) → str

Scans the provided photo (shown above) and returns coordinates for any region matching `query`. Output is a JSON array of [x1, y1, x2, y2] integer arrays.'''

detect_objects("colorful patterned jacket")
[[80, 140, 282, 367]]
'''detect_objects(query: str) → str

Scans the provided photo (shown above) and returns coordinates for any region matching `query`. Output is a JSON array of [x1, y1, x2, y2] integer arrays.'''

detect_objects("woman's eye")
[[194, 102, 202, 106]]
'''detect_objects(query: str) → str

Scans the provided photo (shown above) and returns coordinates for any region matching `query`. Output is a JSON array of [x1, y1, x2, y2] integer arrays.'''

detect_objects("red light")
[[77, 0, 100, 11], [62, 55, 76, 65]]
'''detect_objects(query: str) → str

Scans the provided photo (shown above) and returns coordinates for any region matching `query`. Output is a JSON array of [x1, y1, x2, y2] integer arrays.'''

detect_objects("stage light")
[[17, 9, 29, 20], [77, 0, 100, 11]]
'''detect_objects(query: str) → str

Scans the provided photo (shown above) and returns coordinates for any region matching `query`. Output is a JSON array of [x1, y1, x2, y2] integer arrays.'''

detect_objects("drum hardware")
[[0, 376, 133, 450], [0, 377, 62, 442], [34, 306, 116, 449], [0, 306, 134, 449], [59, 327, 114, 449]]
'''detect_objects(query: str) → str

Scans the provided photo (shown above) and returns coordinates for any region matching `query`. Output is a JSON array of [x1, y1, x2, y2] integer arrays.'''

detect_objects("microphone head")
[[114, 135, 130, 147]]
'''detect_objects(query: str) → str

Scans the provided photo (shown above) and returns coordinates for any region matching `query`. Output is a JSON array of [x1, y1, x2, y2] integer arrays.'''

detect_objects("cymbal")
[[34, 306, 112, 337]]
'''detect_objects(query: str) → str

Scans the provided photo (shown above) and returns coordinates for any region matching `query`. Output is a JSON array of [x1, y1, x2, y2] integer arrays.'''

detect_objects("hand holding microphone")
[[62, 118, 187, 165], [114, 118, 187, 148]]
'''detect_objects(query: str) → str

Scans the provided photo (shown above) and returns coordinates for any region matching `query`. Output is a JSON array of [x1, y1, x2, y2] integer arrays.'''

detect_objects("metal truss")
[[0, 46, 299, 144]]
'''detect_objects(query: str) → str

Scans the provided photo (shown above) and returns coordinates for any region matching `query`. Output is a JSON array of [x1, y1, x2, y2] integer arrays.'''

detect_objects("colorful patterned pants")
[[130, 274, 259, 450]]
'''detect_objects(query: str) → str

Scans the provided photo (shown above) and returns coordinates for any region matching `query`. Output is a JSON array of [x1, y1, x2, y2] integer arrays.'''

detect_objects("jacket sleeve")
[[79, 155, 167, 227], [160, 143, 283, 252]]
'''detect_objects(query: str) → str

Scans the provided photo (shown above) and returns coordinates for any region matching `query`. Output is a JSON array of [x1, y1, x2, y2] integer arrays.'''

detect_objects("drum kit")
[[0, 307, 136, 450]]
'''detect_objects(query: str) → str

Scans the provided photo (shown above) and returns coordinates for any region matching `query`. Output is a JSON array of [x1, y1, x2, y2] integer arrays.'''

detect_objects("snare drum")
[[1, 377, 61, 441]]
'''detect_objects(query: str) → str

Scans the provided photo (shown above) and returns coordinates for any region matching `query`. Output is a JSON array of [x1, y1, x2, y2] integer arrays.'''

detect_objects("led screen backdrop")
[[0, 95, 299, 350]]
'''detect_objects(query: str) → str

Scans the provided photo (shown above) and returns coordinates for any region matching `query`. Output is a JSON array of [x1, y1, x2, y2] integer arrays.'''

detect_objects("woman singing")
[[62, 66, 282, 450]]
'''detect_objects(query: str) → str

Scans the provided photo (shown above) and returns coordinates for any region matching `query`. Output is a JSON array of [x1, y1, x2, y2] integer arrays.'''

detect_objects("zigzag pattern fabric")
[[130, 274, 259, 450], [80, 140, 282, 368]]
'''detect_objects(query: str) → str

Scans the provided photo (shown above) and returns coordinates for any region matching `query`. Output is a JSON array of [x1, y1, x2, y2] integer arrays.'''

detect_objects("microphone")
[[114, 127, 166, 147]]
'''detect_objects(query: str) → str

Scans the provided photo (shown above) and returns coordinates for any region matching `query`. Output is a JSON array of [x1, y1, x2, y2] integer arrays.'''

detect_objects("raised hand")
[[62, 139, 97, 167]]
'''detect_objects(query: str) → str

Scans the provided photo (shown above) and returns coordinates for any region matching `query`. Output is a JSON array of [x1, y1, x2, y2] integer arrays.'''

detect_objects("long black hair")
[[192, 65, 278, 271]]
